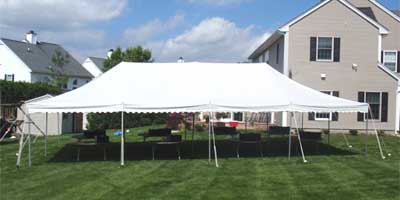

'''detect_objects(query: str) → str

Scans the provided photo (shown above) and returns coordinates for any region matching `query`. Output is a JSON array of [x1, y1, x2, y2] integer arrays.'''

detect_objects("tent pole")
[[191, 113, 195, 158], [292, 112, 307, 163], [288, 113, 292, 160], [211, 112, 219, 168], [365, 117, 368, 156], [121, 110, 125, 166], [57, 113, 60, 144], [368, 106, 385, 159], [28, 114, 32, 167], [327, 118, 330, 145], [208, 112, 211, 164], [45, 112, 48, 158]]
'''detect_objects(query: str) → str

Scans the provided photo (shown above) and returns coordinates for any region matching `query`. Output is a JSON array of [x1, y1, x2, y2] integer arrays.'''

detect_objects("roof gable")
[[368, 0, 400, 22], [279, 0, 389, 34], [1, 38, 93, 78]]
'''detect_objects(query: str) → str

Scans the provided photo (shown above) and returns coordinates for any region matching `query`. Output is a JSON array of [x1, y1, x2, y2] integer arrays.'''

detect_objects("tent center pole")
[[45, 112, 48, 158], [208, 112, 211, 164], [121, 111, 125, 166], [211, 112, 219, 168]]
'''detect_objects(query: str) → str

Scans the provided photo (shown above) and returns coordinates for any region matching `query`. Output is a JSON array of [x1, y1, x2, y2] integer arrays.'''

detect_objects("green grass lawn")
[[0, 126, 399, 200]]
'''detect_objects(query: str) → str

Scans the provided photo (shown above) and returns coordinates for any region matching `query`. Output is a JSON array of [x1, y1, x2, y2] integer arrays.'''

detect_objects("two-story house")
[[249, 0, 400, 133], [0, 31, 93, 133]]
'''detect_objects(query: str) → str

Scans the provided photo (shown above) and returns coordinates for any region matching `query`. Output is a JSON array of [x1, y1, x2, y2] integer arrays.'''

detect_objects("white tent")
[[27, 62, 368, 113], [25, 62, 384, 167]]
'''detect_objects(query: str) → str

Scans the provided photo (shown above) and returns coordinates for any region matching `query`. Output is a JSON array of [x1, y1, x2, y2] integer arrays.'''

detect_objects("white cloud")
[[185, 0, 247, 6], [123, 14, 185, 45], [153, 17, 270, 62], [0, 0, 127, 29]]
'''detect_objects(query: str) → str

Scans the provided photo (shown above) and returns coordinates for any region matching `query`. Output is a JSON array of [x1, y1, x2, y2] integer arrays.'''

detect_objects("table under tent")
[[23, 62, 387, 168]]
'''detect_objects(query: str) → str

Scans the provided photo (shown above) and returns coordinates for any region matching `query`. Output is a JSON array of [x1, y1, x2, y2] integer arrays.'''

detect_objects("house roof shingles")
[[1, 38, 93, 78], [89, 56, 106, 71]]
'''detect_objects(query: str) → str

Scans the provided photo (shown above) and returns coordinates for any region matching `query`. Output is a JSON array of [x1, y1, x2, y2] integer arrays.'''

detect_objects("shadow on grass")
[[49, 137, 356, 162]]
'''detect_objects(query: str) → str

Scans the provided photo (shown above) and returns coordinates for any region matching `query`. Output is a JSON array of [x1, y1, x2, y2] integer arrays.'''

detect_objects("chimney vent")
[[107, 49, 114, 58], [26, 30, 37, 44], [177, 57, 184, 63]]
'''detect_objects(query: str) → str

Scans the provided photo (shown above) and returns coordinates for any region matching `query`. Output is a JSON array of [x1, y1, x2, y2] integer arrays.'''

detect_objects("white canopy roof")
[[28, 62, 368, 113]]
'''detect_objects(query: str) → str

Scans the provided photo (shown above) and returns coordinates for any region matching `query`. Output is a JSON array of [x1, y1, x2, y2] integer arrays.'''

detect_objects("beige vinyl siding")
[[256, 36, 285, 73], [347, 0, 400, 50], [288, 0, 397, 131]]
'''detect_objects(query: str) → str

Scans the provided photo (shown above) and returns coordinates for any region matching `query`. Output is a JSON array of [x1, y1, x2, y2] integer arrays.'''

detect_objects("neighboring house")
[[0, 31, 93, 90], [82, 57, 105, 77], [0, 31, 93, 133], [249, 0, 400, 133]]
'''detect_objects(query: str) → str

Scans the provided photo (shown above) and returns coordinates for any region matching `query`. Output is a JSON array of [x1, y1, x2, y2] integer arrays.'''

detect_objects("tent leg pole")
[[211, 112, 219, 168], [293, 112, 307, 163], [57, 113, 60, 144], [208, 112, 211, 164], [28, 115, 32, 167], [288, 114, 292, 160], [368, 106, 385, 159], [16, 126, 24, 168], [327, 119, 330, 145], [121, 111, 125, 166], [45, 112, 48, 158], [365, 117, 368, 156], [191, 113, 195, 158]]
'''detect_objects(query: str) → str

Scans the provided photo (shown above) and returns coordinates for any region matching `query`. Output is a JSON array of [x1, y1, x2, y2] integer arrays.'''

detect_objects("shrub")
[[87, 113, 168, 130], [349, 129, 358, 136], [166, 113, 184, 130], [194, 124, 205, 132], [322, 129, 330, 135], [377, 130, 385, 136], [0, 80, 62, 104]]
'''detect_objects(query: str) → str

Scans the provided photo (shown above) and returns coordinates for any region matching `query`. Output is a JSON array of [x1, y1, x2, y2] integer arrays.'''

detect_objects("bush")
[[166, 113, 184, 130], [322, 129, 330, 135], [0, 80, 62, 104], [194, 124, 205, 132], [87, 112, 168, 130], [349, 129, 358, 136], [377, 130, 385, 136]]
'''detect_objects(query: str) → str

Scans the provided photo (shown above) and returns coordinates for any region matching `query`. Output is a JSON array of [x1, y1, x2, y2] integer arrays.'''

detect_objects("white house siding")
[[82, 58, 103, 77], [0, 41, 31, 82]]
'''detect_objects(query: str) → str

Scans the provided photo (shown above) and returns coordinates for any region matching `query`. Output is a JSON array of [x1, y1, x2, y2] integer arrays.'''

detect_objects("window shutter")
[[308, 112, 315, 121], [381, 50, 383, 63], [381, 92, 388, 122], [357, 92, 365, 121], [397, 51, 400, 73], [332, 91, 339, 121], [333, 38, 340, 62], [310, 37, 317, 61]]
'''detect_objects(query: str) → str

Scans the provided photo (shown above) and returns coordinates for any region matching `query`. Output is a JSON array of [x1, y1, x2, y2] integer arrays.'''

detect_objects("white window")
[[315, 91, 333, 120], [383, 50, 398, 72], [4, 74, 14, 81], [317, 37, 333, 61], [365, 92, 381, 120]]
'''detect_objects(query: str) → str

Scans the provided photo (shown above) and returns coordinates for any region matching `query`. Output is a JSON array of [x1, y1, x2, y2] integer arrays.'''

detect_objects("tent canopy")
[[27, 62, 368, 114]]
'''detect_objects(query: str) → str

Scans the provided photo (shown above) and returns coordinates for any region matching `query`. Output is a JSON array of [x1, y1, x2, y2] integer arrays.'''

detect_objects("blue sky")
[[0, 0, 398, 62]]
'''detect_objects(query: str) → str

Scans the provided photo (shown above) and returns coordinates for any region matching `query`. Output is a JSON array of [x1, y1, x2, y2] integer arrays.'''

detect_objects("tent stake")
[[121, 110, 125, 166], [292, 112, 307, 163]]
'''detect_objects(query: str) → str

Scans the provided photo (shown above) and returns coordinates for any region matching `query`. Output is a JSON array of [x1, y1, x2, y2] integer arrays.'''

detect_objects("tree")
[[49, 49, 70, 88], [88, 46, 165, 130], [103, 46, 152, 71]]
